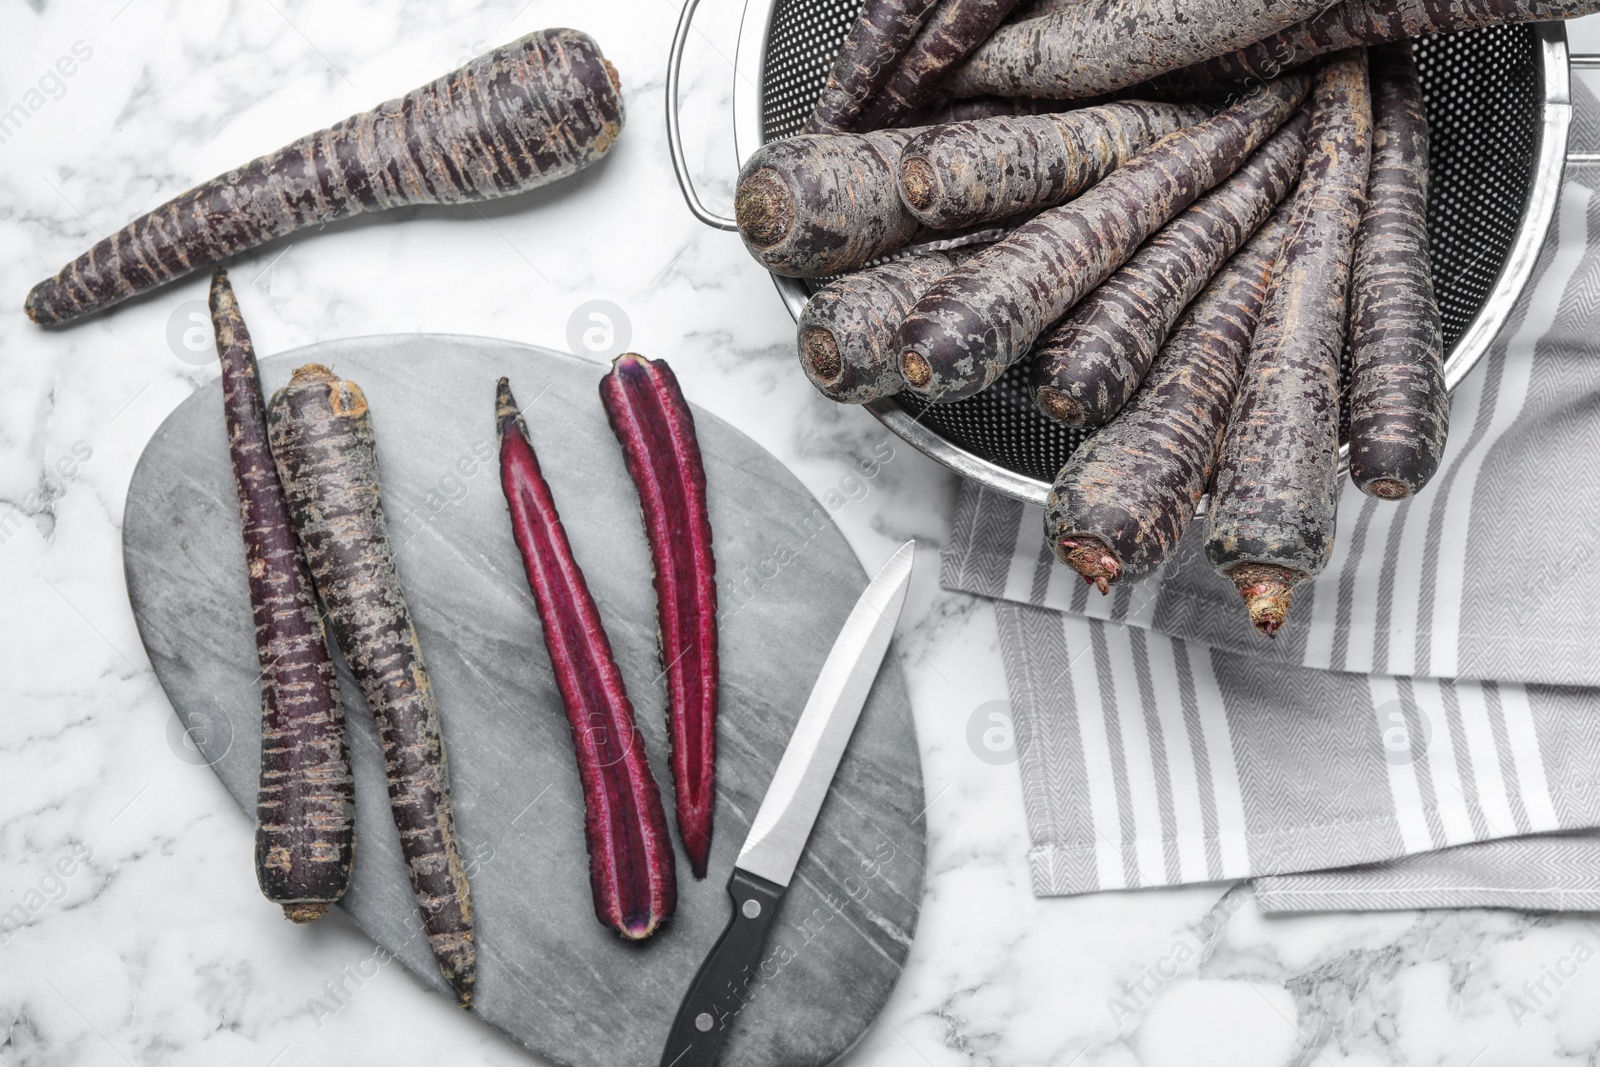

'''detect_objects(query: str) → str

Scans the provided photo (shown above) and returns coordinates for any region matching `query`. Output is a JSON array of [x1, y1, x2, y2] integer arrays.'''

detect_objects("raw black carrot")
[[897, 100, 1206, 231], [806, 0, 943, 133], [1009, 0, 1081, 19], [897, 93, 1073, 126], [211, 271, 353, 924], [896, 73, 1309, 404], [26, 29, 623, 326], [735, 128, 924, 278], [599, 355, 720, 881], [1158, 0, 1600, 94], [499, 380, 678, 935], [1046, 214, 1289, 590], [1206, 51, 1373, 638], [853, 0, 1025, 131], [798, 249, 972, 404], [939, 0, 1332, 100], [269, 365, 475, 1005], [1030, 109, 1308, 429], [1347, 42, 1448, 500]]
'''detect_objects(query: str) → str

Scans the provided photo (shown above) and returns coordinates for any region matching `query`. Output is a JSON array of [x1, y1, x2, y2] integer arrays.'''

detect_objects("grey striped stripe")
[[1172, 640, 1224, 881], [1130, 629, 1182, 885]]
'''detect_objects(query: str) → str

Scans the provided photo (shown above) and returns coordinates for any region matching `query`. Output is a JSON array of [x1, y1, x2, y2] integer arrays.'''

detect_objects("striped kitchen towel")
[[941, 167, 1600, 909]]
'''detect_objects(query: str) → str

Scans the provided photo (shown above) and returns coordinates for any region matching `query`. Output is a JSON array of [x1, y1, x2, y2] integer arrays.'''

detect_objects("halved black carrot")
[[599, 355, 720, 882], [939, 0, 1332, 100], [210, 271, 353, 925], [896, 73, 1309, 404], [1206, 51, 1373, 638], [896, 100, 1206, 231], [1157, 0, 1600, 95], [1046, 213, 1289, 590], [1346, 42, 1448, 500], [27, 29, 623, 326], [269, 365, 475, 1005], [498, 380, 678, 935], [853, 0, 1025, 131], [1030, 109, 1308, 429], [798, 249, 973, 404], [806, 0, 943, 133]]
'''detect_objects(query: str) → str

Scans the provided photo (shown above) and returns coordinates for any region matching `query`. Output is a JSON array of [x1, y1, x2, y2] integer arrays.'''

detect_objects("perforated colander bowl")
[[667, 1, 1577, 505]]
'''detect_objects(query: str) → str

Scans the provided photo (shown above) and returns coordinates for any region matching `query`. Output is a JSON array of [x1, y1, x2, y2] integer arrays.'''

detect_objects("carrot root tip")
[[801, 325, 843, 383], [1055, 536, 1121, 594], [901, 350, 932, 389], [1037, 386, 1082, 426], [1226, 563, 1305, 637], [282, 902, 329, 923], [900, 157, 937, 211], [734, 168, 794, 248], [1366, 477, 1411, 501]]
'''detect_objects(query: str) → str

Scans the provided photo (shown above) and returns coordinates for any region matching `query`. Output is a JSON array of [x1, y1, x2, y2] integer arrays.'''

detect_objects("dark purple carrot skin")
[[1030, 109, 1309, 429], [211, 271, 353, 925], [896, 73, 1310, 405], [854, 0, 1025, 131], [499, 380, 679, 932], [26, 29, 623, 327], [598, 356, 719, 882], [897, 101, 1207, 231], [806, 0, 943, 133], [896, 93, 1079, 126], [1046, 213, 1290, 591], [268, 365, 474, 1005], [940, 0, 1333, 100], [1206, 51, 1374, 638], [734, 128, 925, 278], [1347, 42, 1448, 500], [798, 249, 972, 403], [1155, 0, 1600, 95]]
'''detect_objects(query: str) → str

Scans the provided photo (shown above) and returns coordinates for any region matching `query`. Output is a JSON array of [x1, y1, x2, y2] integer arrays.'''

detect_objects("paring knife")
[[658, 540, 916, 1067]]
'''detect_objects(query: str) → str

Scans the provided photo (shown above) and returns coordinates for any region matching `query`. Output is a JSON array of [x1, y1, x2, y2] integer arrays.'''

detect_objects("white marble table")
[[4, 3, 1600, 1065]]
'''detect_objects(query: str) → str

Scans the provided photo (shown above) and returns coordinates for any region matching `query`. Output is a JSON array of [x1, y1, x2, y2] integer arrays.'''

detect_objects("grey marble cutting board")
[[122, 335, 925, 1067]]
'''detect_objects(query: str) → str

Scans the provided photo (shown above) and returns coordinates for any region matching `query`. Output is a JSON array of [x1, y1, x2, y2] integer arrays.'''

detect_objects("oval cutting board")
[[122, 335, 925, 1067]]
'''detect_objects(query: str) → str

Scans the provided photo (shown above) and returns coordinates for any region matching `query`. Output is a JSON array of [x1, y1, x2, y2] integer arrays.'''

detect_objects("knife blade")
[[658, 540, 915, 1067]]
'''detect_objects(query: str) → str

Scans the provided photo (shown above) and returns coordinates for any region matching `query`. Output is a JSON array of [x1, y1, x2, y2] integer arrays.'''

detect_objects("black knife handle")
[[659, 868, 786, 1067]]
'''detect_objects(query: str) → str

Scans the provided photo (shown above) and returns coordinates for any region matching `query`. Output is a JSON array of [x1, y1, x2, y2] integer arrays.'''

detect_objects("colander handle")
[[1571, 53, 1600, 165], [667, 0, 741, 232]]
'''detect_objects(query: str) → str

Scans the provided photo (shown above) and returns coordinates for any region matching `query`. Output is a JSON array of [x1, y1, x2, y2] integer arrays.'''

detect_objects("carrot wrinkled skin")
[[211, 271, 353, 925]]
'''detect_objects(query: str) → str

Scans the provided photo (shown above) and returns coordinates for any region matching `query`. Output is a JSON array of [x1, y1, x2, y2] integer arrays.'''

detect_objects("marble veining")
[[7, 0, 1600, 1064]]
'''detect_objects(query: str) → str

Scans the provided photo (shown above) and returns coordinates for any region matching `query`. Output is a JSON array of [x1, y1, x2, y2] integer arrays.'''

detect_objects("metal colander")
[[668, 1, 1577, 505]]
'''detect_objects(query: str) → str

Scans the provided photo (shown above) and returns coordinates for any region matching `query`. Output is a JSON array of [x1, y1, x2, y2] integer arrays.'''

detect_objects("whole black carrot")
[[269, 365, 475, 1005], [806, 0, 943, 133], [798, 249, 972, 404], [26, 29, 623, 326], [897, 100, 1206, 231], [499, 379, 678, 935], [896, 73, 1309, 404], [1046, 214, 1289, 591], [734, 128, 924, 278], [211, 271, 353, 924], [1030, 109, 1308, 429], [1156, 0, 1600, 95], [854, 0, 1025, 131], [599, 356, 720, 881], [1207, 51, 1373, 638], [1347, 42, 1448, 500], [939, 0, 1333, 100]]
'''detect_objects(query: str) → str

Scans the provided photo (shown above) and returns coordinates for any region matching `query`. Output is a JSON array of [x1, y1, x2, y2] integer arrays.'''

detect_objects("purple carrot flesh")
[[735, 128, 924, 278], [806, 0, 943, 133], [897, 100, 1207, 231], [799, 249, 974, 404], [268, 365, 475, 1004], [1156, 0, 1600, 95], [939, 0, 1333, 100], [211, 271, 353, 924], [498, 379, 678, 932], [1206, 51, 1374, 638], [1030, 109, 1309, 429], [1347, 42, 1448, 500], [26, 29, 623, 326], [896, 73, 1310, 404], [1046, 213, 1290, 591], [599, 355, 720, 882], [854, 0, 1025, 131]]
